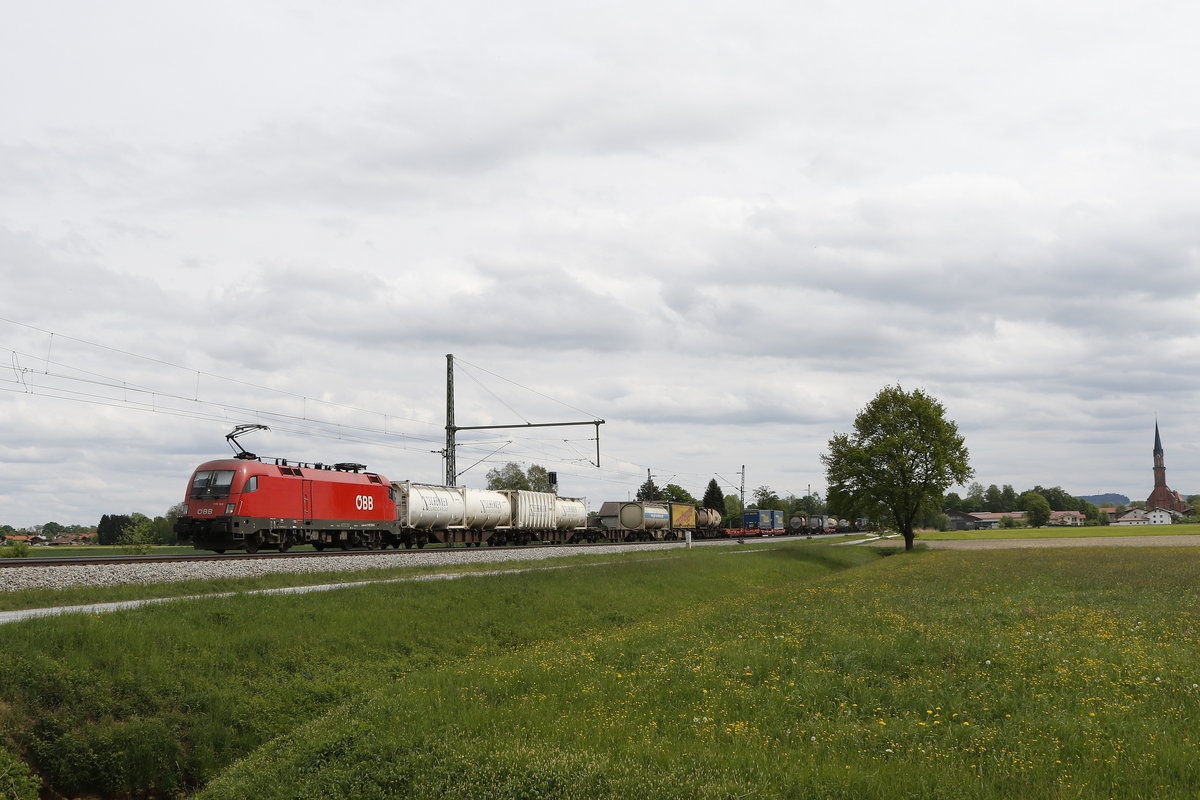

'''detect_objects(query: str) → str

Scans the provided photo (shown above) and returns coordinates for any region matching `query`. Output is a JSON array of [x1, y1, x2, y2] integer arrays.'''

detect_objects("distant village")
[[944, 423, 1194, 531]]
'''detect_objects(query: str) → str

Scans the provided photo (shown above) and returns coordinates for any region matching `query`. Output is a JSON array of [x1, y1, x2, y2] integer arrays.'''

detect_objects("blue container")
[[742, 509, 772, 530], [771, 510, 785, 530]]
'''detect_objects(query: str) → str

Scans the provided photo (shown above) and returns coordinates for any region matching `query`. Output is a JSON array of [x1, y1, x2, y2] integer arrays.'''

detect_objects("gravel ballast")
[[0, 541, 723, 593]]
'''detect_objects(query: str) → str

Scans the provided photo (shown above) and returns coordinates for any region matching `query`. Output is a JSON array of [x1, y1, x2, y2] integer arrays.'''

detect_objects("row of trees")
[[97, 506, 187, 546], [945, 482, 1104, 518], [0, 522, 94, 537], [3, 504, 187, 549]]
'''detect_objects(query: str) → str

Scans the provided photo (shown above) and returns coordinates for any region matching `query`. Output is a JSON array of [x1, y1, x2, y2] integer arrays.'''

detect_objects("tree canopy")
[[701, 479, 725, 510], [485, 463, 554, 493], [635, 473, 662, 502], [822, 385, 973, 550], [1021, 491, 1052, 528], [661, 484, 698, 504], [751, 485, 785, 511]]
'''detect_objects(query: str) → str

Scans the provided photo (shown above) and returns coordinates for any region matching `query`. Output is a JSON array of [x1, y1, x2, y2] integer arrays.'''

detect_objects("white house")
[[1114, 510, 1149, 526], [1147, 508, 1174, 525]]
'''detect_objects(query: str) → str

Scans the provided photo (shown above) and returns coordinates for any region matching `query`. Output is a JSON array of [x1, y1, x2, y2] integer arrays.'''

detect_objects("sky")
[[2, 0, 1198, 528]]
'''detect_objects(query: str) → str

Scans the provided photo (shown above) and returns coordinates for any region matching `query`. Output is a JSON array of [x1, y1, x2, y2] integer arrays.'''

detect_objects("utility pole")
[[445, 354, 456, 486], [740, 464, 746, 509]]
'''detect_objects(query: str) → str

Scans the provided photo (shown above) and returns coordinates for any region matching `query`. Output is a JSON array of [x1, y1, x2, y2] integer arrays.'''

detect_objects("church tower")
[[1146, 422, 1188, 513]]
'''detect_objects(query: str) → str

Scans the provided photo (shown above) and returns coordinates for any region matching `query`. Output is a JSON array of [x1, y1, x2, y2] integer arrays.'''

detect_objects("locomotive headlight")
[[225, 503, 236, 515]]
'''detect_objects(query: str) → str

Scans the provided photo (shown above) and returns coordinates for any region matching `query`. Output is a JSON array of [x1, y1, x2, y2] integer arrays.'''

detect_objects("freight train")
[[174, 453, 729, 553]]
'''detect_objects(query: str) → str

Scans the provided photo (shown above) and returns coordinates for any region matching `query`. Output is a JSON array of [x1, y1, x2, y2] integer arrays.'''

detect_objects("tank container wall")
[[642, 503, 670, 530], [617, 502, 645, 530], [513, 490, 557, 529], [400, 483, 466, 529], [554, 497, 587, 530], [462, 489, 512, 530], [697, 508, 722, 528]]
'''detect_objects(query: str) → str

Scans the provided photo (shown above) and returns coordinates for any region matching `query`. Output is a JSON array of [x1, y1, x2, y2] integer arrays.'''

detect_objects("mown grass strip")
[[0, 545, 707, 612]]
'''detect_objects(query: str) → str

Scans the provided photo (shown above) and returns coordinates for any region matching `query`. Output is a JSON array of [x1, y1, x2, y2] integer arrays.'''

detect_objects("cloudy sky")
[[2, 1, 1198, 528]]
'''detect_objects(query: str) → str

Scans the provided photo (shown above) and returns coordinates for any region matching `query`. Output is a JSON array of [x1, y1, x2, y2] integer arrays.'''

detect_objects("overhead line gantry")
[[443, 353, 604, 486]]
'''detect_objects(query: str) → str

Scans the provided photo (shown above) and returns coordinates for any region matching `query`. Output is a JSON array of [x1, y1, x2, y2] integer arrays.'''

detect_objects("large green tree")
[[822, 385, 973, 551], [1021, 491, 1052, 527], [751, 485, 785, 511], [661, 484, 698, 504]]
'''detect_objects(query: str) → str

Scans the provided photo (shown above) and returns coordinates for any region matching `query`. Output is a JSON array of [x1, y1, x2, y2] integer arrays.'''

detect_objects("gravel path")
[[872, 534, 1200, 550]]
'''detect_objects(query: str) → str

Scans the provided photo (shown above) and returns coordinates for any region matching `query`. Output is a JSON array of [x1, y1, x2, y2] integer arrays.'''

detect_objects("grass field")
[[1, 541, 1198, 799]]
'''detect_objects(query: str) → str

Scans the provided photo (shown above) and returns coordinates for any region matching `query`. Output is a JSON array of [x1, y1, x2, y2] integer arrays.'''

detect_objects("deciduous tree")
[[661, 484, 698, 504], [1021, 492, 1052, 528], [822, 385, 973, 551], [485, 463, 539, 492]]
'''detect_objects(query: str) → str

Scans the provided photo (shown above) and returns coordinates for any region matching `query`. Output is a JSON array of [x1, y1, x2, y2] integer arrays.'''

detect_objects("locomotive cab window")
[[190, 470, 236, 499], [243, 476, 259, 493]]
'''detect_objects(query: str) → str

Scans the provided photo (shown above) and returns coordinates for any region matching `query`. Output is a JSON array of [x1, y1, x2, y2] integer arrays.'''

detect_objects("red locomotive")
[[174, 426, 403, 552]]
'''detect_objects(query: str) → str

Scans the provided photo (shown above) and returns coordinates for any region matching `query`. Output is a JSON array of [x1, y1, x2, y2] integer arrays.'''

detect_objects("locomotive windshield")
[[190, 469, 236, 500]]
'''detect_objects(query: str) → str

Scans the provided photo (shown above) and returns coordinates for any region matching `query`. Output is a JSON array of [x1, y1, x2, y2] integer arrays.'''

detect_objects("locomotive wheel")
[[213, 549, 225, 554], [339, 540, 351, 551], [278, 541, 291, 553], [244, 537, 260, 554], [313, 542, 326, 551]]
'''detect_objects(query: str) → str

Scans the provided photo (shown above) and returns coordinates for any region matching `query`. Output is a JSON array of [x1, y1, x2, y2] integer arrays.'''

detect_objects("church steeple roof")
[[1154, 421, 1163, 455]]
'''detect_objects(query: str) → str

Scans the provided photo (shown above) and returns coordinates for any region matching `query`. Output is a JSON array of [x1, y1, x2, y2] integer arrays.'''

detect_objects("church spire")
[[1154, 420, 1163, 455]]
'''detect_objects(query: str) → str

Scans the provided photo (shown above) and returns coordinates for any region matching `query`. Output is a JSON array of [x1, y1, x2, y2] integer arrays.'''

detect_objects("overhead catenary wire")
[[2, 318, 732, 497]]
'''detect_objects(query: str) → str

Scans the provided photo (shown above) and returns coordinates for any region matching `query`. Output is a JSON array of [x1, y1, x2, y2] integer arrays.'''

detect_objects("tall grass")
[[200, 546, 1200, 800]]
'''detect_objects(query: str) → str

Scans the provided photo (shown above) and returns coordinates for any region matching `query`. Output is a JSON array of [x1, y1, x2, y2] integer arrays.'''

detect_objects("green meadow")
[[1, 542, 1198, 799]]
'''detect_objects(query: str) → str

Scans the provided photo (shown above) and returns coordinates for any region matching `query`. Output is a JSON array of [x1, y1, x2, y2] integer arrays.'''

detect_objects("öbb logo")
[[355, 495, 374, 511]]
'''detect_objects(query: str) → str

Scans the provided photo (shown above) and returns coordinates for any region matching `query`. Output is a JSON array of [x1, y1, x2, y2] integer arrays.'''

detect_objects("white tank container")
[[462, 488, 512, 530], [397, 482, 465, 529], [512, 490, 557, 529], [554, 497, 587, 530], [618, 502, 670, 530]]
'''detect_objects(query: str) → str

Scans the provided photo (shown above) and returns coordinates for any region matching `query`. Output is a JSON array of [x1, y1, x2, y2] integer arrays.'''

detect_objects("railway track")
[[0, 536, 772, 569]]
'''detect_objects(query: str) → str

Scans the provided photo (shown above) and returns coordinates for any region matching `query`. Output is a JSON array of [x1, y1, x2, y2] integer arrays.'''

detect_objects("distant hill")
[[1078, 493, 1130, 507]]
